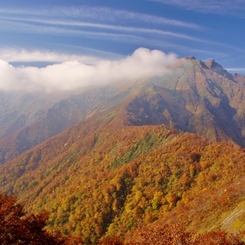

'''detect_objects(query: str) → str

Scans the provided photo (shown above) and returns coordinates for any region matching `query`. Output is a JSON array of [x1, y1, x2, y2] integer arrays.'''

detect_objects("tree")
[[0, 193, 77, 245]]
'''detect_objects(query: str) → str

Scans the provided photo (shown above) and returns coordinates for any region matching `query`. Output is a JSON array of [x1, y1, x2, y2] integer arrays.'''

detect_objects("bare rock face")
[[125, 58, 245, 146]]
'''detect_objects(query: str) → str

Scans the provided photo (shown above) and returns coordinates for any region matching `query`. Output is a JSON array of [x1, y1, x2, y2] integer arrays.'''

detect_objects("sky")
[[0, 0, 245, 91]]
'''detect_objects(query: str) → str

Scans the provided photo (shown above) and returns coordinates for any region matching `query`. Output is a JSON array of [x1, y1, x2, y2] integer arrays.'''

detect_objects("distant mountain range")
[[1, 57, 245, 243]]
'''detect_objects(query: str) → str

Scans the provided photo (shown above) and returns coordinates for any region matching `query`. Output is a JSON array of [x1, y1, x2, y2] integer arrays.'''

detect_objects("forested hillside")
[[1, 109, 245, 243], [1, 57, 245, 244], [1, 57, 245, 165]]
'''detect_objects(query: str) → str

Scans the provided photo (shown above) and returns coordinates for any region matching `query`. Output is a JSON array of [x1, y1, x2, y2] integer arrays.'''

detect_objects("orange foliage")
[[1, 122, 245, 243], [101, 223, 245, 245], [0, 193, 79, 244]]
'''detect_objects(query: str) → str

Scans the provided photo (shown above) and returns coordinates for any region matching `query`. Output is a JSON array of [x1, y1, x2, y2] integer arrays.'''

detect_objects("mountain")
[[0, 83, 134, 163], [1, 57, 245, 165], [125, 57, 245, 146], [1, 57, 245, 243]]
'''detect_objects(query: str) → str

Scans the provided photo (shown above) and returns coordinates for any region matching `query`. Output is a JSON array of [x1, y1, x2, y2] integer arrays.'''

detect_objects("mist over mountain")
[[1, 55, 245, 243], [2, 55, 245, 164], [0, 48, 177, 92]]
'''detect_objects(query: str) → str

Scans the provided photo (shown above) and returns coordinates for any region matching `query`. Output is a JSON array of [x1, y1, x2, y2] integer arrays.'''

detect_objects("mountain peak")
[[205, 59, 234, 80], [185, 56, 196, 60], [205, 59, 223, 70]]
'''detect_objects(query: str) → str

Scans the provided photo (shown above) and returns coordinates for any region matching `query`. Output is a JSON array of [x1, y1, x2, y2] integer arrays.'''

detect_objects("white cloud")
[[0, 6, 200, 29], [59, 6, 201, 29], [151, 0, 245, 15], [0, 5, 202, 48], [0, 49, 103, 64], [0, 59, 20, 90], [0, 16, 200, 44], [0, 48, 177, 92], [226, 68, 245, 74]]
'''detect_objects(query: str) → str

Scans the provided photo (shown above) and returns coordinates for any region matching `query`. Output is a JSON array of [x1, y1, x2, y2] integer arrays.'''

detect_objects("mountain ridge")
[[1, 56, 245, 165], [1, 57, 245, 242]]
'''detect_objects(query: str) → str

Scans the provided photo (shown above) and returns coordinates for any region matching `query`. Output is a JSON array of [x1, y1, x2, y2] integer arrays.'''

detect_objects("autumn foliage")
[[0, 193, 82, 245], [2, 58, 245, 244], [1, 121, 245, 243], [99, 223, 245, 245], [1, 189, 244, 245]]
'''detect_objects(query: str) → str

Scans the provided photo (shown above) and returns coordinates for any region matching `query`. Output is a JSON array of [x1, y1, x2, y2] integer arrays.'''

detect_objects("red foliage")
[[0, 193, 82, 245], [98, 235, 124, 245], [101, 223, 245, 245], [193, 230, 245, 245]]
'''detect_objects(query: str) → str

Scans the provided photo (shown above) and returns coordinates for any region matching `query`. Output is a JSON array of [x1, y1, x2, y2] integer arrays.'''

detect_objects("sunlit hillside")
[[1, 58, 245, 244]]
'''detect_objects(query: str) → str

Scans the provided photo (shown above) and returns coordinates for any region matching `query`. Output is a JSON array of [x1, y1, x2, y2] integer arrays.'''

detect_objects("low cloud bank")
[[0, 48, 177, 91]]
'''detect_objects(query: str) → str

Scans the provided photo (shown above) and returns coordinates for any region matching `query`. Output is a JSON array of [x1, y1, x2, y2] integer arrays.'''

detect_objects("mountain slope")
[[1, 57, 245, 243], [1, 57, 245, 164], [0, 82, 134, 163], [125, 57, 245, 146], [1, 112, 245, 243]]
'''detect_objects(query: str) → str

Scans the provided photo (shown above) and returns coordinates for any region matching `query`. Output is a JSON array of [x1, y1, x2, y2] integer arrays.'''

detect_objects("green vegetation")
[[110, 133, 164, 169]]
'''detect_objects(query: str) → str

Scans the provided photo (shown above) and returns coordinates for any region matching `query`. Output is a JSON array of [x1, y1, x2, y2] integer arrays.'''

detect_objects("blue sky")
[[0, 0, 245, 91]]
